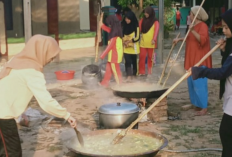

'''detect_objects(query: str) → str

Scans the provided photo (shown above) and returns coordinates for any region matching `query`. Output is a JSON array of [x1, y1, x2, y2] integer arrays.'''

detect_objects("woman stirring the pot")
[[139, 6, 159, 76], [0, 35, 76, 157], [190, 9, 232, 157], [122, 11, 140, 82], [173, 6, 212, 116]]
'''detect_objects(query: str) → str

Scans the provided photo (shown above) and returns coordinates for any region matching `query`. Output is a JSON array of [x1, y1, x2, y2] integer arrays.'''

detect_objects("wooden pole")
[[158, 32, 180, 85], [95, 13, 103, 63], [139, 0, 143, 10], [0, 0, 8, 57]]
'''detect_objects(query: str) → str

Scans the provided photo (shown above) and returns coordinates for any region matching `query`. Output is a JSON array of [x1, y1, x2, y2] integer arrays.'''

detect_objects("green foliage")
[[143, 0, 158, 7], [118, 0, 172, 9], [164, 7, 175, 32], [58, 32, 96, 40], [164, 20, 175, 32], [118, 0, 175, 33], [7, 37, 25, 44]]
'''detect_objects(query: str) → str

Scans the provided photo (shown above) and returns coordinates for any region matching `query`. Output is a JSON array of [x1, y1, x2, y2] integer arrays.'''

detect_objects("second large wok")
[[66, 129, 168, 157], [111, 83, 168, 98]]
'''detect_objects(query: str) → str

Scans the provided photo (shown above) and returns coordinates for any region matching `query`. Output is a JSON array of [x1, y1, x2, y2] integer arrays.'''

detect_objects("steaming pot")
[[98, 102, 140, 129]]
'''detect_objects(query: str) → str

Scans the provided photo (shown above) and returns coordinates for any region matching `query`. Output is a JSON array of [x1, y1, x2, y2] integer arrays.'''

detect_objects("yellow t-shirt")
[[123, 27, 140, 55], [140, 24, 156, 48], [107, 37, 123, 63]]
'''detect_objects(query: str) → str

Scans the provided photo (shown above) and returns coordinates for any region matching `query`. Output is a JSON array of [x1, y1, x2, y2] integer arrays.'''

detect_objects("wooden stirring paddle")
[[157, 32, 181, 85], [95, 13, 104, 63], [112, 44, 221, 145], [74, 126, 84, 147]]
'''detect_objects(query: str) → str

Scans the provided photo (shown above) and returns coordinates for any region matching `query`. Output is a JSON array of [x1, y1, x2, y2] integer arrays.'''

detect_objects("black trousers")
[[0, 119, 22, 157], [124, 53, 137, 76], [219, 113, 232, 157]]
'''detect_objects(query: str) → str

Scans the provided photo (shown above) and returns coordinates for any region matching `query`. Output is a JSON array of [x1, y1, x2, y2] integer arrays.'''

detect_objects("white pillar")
[[157, 0, 164, 64], [193, 0, 196, 6], [182, 0, 186, 7], [101, 0, 105, 7], [23, 0, 32, 43], [229, 0, 232, 9], [103, 0, 110, 6], [80, 0, 90, 30]]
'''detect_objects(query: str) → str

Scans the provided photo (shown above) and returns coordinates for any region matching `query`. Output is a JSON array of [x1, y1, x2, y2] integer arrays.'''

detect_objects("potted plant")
[[164, 7, 175, 38]]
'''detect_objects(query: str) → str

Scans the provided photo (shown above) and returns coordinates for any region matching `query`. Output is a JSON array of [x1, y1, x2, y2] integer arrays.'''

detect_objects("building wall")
[[31, 0, 48, 35], [6, 0, 103, 38], [6, 0, 24, 37], [58, 0, 80, 34], [31, 0, 80, 35]]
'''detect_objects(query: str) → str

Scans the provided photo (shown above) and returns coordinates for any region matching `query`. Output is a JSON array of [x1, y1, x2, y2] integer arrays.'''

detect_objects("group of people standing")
[[99, 6, 159, 87]]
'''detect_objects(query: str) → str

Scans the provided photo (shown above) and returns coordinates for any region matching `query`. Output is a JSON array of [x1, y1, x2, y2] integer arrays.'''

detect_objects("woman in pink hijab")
[[0, 35, 76, 157]]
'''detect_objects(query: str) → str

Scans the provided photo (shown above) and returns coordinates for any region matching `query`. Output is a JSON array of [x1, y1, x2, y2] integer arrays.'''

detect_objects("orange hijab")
[[0, 34, 61, 79]]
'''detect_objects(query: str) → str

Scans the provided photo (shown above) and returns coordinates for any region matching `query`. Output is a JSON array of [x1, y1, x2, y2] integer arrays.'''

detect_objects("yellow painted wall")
[[31, 0, 80, 35]]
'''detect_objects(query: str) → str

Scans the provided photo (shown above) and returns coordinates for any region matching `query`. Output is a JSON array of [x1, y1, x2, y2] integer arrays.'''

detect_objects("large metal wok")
[[111, 83, 168, 99], [66, 129, 168, 157]]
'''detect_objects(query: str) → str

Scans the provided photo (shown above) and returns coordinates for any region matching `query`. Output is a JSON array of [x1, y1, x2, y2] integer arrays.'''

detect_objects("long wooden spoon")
[[74, 127, 84, 147], [157, 32, 181, 85], [95, 13, 104, 63]]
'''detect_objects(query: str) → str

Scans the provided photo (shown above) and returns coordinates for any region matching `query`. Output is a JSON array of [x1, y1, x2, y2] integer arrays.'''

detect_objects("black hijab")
[[142, 6, 157, 33], [106, 15, 123, 40], [121, 7, 131, 28], [122, 11, 138, 36], [220, 9, 232, 99]]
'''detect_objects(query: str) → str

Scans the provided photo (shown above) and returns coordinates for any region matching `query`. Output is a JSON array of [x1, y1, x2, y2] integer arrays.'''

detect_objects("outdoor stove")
[[130, 97, 168, 122]]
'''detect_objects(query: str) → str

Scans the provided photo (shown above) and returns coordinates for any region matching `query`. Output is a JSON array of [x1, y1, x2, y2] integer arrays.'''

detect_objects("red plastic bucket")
[[55, 70, 75, 80]]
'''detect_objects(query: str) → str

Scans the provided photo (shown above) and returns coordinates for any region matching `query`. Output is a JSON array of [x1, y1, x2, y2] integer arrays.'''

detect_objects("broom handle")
[[162, 0, 206, 87], [125, 44, 220, 132], [95, 13, 104, 63], [158, 32, 180, 85]]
